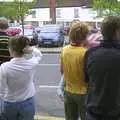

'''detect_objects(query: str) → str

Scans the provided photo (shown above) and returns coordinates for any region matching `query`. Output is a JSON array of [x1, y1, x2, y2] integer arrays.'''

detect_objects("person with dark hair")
[[60, 22, 89, 120], [84, 16, 120, 120], [0, 17, 11, 64], [0, 17, 9, 33], [87, 30, 102, 48], [0, 36, 42, 120]]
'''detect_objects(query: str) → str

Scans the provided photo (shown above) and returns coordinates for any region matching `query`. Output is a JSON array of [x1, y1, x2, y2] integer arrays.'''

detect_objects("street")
[[34, 53, 64, 118]]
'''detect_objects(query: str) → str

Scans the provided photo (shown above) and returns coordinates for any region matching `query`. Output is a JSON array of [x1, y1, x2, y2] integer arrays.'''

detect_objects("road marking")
[[43, 54, 60, 55], [39, 85, 59, 88], [39, 64, 59, 66], [34, 115, 64, 120]]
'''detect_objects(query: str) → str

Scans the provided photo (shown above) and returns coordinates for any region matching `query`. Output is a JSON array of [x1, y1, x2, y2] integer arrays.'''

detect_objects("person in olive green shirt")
[[60, 22, 89, 120]]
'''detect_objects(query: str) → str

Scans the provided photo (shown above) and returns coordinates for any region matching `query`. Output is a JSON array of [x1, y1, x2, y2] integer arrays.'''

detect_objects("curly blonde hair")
[[69, 22, 89, 44]]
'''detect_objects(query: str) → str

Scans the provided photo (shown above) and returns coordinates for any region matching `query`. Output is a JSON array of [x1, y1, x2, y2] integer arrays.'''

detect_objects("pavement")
[[34, 115, 64, 120], [34, 53, 65, 120]]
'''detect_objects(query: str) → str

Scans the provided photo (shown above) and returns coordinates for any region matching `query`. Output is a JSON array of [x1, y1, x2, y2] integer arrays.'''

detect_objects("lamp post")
[[49, 0, 56, 24]]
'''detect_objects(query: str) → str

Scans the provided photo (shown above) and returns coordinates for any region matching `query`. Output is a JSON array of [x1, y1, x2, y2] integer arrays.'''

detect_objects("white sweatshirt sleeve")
[[27, 47, 42, 64], [0, 64, 8, 99]]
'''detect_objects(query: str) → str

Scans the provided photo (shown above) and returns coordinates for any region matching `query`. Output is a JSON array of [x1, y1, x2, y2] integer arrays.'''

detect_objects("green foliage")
[[56, 0, 62, 6], [0, 0, 37, 20], [93, 0, 120, 17]]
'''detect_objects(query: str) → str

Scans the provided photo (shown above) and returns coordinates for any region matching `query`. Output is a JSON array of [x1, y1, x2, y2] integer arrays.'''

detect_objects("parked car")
[[19, 26, 38, 46], [38, 24, 64, 47], [35, 27, 42, 34]]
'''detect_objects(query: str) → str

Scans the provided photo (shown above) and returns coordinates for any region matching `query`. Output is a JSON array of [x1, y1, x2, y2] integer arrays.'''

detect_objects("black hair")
[[101, 16, 120, 40]]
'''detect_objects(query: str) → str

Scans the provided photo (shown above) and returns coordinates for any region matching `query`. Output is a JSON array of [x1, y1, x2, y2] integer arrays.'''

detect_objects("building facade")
[[25, 7, 102, 28]]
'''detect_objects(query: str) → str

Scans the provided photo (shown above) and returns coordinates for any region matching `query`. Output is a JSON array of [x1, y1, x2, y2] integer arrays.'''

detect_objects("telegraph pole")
[[49, 0, 56, 24]]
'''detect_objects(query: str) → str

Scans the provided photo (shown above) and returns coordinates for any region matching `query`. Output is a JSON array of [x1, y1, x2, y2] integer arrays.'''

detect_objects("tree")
[[56, 0, 62, 6], [12, 0, 37, 34], [92, 0, 120, 17], [0, 0, 37, 34]]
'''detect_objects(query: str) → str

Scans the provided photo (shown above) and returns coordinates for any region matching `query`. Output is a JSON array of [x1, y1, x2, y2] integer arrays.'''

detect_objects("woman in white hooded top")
[[0, 36, 42, 120]]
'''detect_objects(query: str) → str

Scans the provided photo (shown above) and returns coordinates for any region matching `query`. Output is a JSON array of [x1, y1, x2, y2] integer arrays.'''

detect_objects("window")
[[31, 10, 36, 18], [56, 9, 61, 18], [74, 8, 79, 18]]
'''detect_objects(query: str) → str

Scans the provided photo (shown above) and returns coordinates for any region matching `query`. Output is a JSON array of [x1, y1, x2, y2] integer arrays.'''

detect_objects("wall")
[[25, 7, 102, 27]]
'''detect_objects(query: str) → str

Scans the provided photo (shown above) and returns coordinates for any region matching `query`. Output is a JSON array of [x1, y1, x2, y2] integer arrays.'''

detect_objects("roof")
[[34, 0, 92, 8]]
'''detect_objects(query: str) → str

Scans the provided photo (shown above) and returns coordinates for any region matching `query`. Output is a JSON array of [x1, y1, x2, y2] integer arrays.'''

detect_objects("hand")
[[59, 94, 64, 102], [23, 46, 33, 54]]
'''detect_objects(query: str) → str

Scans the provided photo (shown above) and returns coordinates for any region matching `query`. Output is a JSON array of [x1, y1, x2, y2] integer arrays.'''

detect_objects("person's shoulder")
[[86, 46, 100, 56], [0, 61, 10, 71], [75, 47, 87, 54], [61, 44, 71, 52], [63, 44, 71, 49], [80, 47, 87, 51]]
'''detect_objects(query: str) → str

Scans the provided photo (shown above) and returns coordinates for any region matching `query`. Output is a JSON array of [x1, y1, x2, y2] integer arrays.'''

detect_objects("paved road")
[[35, 53, 64, 118]]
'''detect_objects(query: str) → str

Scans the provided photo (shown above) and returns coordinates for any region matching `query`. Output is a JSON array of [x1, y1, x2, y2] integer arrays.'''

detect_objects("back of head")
[[71, 19, 80, 27], [0, 17, 8, 30], [101, 16, 120, 40], [8, 36, 30, 56], [69, 21, 89, 44]]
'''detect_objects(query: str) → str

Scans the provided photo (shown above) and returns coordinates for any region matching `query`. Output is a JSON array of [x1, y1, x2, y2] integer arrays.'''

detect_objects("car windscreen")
[[24, 29, 33, 36], [40, 27, 60, 33]]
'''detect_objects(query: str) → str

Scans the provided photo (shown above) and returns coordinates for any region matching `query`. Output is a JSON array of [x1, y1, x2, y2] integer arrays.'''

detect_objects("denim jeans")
[[1, 97, 35, 120]]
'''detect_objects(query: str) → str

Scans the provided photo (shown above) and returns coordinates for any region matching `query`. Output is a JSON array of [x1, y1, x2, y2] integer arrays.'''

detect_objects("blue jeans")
[[1, 97, 35, 120]]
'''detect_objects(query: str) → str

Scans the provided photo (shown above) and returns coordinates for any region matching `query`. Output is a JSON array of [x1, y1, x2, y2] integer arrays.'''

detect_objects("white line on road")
[[39, 85, 59, 88], [43, 54, 59, 55], [39, 64, 59, 66]]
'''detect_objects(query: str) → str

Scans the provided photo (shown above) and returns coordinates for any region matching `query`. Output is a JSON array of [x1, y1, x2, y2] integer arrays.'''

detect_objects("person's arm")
[[0, 64, 9, 114], [24, 46, 42, 64], [84, 50, 89, 83], [31, 47, 42, 62], [60, 49, 64, 74], [57, 74, 64, 101], [0, 64, 8, 99], [58, 49, 64, 101]]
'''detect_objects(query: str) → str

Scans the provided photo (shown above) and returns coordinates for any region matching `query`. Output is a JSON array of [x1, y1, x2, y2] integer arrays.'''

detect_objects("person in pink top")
[[87, 30, 103, 48]]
